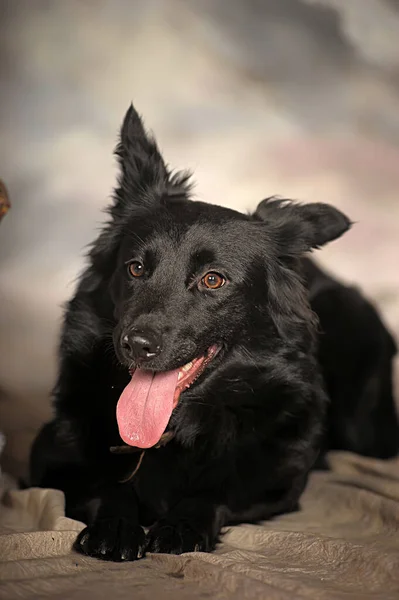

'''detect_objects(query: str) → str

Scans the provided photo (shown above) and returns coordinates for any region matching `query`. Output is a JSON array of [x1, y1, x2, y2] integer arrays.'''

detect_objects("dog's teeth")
[[178, 362, 193, 381]]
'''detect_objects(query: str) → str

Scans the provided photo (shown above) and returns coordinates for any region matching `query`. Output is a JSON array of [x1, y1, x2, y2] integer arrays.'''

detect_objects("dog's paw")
[[74, 518, 146, 562], [145, 519, 214, 555]]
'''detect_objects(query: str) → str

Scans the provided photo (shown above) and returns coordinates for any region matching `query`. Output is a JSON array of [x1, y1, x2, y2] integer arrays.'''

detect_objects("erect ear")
[[114, 104, 191, 204], [254, 197, 352, 256], [89, 105, 192, 272], [115, 104, 167, 195]]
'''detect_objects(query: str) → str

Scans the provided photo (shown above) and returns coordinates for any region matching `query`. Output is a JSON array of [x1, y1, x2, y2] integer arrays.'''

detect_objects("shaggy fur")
[[30, 105, 398, 562]]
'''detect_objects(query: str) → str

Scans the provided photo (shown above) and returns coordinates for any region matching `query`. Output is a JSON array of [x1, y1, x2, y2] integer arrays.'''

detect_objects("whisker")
[[124, 228, 146, 254], [237, 346, 262, 373]]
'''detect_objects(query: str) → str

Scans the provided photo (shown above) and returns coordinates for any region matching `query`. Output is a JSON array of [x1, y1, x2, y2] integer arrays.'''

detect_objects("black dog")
[[30, 105, 398, 562]]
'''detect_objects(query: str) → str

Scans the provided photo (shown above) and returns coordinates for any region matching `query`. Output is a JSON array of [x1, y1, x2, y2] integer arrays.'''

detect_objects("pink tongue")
[[116, 368, 180, 448]]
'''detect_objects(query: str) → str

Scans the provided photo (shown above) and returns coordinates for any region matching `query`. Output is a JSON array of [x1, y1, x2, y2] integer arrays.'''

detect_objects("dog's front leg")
[[75, 483, 146, 562], [145, 498, 224, 555]]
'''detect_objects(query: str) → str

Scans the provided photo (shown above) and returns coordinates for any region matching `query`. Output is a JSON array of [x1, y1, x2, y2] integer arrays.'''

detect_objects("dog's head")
[[89, 105, 351, 449]]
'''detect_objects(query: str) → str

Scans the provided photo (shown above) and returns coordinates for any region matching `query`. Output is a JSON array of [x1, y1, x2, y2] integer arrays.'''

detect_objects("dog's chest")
[[127, 445, 194, 522]]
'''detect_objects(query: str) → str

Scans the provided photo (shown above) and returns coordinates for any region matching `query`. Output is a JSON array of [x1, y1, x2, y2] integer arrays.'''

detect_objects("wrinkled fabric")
[[1, 452, 399, 599]]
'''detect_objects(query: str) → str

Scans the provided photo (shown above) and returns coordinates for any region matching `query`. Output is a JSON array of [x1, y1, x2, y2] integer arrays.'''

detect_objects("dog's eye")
[[201, 272, 226, 290], [128, 261, 145, 278]]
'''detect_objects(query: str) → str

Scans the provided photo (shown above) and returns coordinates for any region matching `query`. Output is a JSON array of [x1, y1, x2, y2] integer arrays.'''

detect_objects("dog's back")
[[303, 257, 398, 459]]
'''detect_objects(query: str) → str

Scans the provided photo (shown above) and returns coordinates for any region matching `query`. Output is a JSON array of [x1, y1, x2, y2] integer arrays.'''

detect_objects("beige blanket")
[[1, 452, 399, 599]]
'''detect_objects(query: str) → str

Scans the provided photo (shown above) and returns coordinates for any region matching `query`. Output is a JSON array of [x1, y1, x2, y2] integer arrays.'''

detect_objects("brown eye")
[[201, 272, 226, 290], [128, 261, 144, 278]]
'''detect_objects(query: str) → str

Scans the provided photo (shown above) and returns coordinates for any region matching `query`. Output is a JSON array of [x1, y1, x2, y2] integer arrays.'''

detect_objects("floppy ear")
[[114, 104, 192, 206], [254, 197, 351, 256]]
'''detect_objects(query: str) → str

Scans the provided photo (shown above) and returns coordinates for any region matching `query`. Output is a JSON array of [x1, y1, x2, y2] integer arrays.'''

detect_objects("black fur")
[[30, 105, 398, 562]]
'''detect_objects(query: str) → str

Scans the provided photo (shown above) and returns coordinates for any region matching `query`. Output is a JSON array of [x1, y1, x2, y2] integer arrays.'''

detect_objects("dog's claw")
[[75, 518, 146, 562]]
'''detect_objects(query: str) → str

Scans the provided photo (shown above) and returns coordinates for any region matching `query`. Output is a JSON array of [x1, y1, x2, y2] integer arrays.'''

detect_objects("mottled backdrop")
[[1, 0, 398, 476]]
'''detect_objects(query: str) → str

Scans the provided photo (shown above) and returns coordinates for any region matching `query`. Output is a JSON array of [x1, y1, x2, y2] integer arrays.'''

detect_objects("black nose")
[[121, 330, 162, 362]]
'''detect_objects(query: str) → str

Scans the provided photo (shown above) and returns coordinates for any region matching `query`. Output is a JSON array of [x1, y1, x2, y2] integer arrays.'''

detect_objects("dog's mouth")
[[174, 344, 220, 401], [116, 344, 220, 449]]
